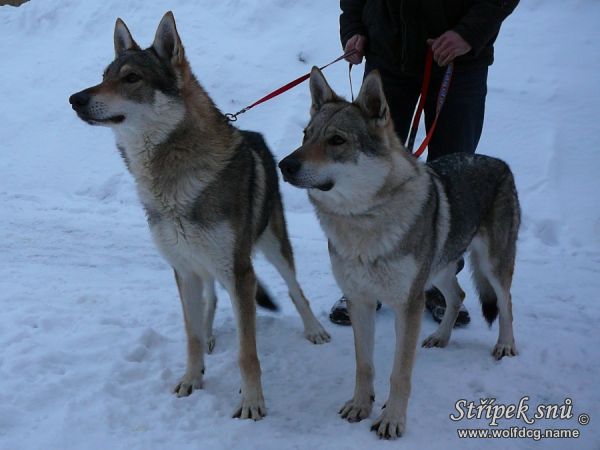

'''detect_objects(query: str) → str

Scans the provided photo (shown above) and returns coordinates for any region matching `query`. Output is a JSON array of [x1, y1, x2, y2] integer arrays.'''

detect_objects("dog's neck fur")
[[113, 68, 241, 215], [310, 148, 431, 262]]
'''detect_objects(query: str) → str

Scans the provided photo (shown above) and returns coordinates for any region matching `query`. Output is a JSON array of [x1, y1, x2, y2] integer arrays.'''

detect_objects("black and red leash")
[[406, 47, 454, 158], [225, 49, 357, 122], [226, 47, 453, 160]]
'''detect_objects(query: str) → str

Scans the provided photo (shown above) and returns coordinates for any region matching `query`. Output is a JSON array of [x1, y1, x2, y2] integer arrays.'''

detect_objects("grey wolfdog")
[[279, 67, 520, 438], [69, 12, 330, 420]]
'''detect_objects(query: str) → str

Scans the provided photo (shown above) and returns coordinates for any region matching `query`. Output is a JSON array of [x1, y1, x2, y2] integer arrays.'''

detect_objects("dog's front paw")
[[339, 396, 374, 422], [371, 409, 406, 440], [492, 341, 517, 360], [422, 332, 449, 348], [173, 371, 204, 397], [232, 394, 267, 420], [304, 323, 331, 345]]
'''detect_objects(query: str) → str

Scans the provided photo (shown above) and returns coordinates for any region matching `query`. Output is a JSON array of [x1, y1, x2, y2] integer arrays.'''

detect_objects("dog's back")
[[239, 130, 279, 238], [428, 153, 520, 266], [183, 129, 277, 243]]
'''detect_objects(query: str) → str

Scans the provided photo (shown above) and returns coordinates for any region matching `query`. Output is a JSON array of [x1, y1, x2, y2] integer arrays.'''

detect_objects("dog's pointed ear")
[[114, 18, 140, 58], [309, 67, 336, 116], [355, 70, 390, 127], [152, 11, 185, 65]]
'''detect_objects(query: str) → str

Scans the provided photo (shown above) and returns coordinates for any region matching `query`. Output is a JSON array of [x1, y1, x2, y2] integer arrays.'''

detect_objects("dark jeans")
[[364, 62, 488, 161]]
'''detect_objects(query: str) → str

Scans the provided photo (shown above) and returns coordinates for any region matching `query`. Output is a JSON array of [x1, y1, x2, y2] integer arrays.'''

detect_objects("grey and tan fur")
[[69, 11, 330, 420], [279, 68, 520, 439]]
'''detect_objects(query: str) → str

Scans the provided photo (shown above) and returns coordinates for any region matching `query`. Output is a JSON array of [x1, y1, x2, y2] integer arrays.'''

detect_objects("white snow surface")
[[1, 1, 599, 449]]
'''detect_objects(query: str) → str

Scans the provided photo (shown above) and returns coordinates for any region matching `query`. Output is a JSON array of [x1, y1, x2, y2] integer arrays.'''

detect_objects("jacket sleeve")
[[340, 0, 367, 48], [452, 0, 519, 56]]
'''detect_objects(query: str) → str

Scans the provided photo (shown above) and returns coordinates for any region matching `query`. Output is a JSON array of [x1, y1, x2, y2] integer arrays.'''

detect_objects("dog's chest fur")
[[330, 243, 419, 304], [114, 126, 236, 275], [312, 173, 435, 303]]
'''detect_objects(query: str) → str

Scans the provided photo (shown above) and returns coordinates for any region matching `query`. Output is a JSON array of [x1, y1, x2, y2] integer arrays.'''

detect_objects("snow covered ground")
[[1, 1, 599, 449]]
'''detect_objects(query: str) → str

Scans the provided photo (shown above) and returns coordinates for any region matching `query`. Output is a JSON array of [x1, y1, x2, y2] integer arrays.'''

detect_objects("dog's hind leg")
[[372, 292, 425, 439], [470, 235, 517, 359], [257, 202, 330, 344], [422, 262, 465, 348], [473, 170, 519, 359], [173, 269, 206, 397], [339, 296, 376, 422]]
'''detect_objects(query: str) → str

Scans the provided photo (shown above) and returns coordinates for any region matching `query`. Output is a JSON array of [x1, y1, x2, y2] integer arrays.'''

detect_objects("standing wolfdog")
[[279, 68, 520, 438], [69, 12, 330, 420]]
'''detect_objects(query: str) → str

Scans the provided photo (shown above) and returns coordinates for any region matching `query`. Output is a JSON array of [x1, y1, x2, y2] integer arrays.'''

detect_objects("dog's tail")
[[470, 261, 499, 326], [256, 279, 279, 311]]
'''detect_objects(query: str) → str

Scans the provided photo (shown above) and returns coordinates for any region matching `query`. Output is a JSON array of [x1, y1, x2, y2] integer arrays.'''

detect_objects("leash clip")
[[225, 105, 251, 122]]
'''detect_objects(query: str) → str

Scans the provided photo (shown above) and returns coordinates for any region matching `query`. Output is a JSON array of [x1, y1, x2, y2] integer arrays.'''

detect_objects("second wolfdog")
[[279, 68, 520, 438], [69, 12, 330, 420]]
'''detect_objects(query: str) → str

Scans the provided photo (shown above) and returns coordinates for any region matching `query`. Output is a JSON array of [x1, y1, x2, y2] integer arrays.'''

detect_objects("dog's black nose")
[[69, 91, 90, 109], [279, 157, 301, 178]]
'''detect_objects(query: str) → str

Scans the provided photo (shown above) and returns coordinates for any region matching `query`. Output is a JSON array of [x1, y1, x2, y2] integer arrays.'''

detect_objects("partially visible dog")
[[69, 11, 330, 420], [279, 67, 520, 438]]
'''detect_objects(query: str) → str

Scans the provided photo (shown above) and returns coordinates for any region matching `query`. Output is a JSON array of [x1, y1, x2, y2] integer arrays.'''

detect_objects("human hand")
[[427, 31, 472, 66], [344, 34, 366, 64]]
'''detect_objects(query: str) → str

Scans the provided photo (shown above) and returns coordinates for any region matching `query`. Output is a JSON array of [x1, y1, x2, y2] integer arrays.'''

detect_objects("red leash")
[[406, 48, 454, 159], [226, 50, 357, 122], [226, 48, 452, 161]]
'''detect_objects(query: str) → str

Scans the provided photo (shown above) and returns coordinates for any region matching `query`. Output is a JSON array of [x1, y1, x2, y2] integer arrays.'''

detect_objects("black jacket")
[[340, 0, 519, 76]]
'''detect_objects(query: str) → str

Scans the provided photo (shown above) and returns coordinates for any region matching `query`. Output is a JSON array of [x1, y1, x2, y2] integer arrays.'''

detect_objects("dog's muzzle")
[[69, 89, 125, 125], [278, 156, 333, 191]]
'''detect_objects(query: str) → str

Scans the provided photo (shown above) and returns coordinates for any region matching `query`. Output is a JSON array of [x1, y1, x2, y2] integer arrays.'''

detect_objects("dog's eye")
[[122, 73, 142, 84], [328, 135, 346, 146]]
